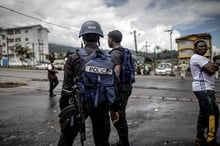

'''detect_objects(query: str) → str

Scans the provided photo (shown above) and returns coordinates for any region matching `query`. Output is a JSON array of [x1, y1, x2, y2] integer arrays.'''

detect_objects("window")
[[25, 38, 29, 41], [1, 35, 5, 40], [15, 38, 21, 42], [2, 43, 6, 47], [15, 30, 21, 34], [8, 39, 14, 43], [25, 30, 28, 33], [179, 40, 193, 48], [179, 49, 194, 56], [7, 30, 14, 35]]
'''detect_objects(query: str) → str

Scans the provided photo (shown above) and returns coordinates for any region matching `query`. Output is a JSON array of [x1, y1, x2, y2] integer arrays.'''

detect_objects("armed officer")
[[58, 20, 119, 146]]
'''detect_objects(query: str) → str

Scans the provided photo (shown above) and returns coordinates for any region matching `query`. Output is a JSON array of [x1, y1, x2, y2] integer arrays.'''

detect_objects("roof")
[[175, 33, 211, 41], [3, 24, 50, 33]]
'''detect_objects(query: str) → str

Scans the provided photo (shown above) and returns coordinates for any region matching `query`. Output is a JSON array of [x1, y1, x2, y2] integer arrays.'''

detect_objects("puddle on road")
[[0, 82, 28, 88]]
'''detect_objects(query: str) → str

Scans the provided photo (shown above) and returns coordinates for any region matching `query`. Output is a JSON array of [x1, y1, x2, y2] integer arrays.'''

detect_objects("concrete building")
[[0, 25, 49, 66], [175, 33, 212, 65]]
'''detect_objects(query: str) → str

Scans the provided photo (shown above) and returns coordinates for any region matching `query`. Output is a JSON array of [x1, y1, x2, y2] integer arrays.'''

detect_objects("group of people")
[[47, 20, 219, 146], [56, 20, 133, 146]]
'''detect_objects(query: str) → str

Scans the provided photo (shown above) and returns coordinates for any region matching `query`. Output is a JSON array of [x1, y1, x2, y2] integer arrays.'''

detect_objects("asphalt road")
[[0, 68, 220, 146]]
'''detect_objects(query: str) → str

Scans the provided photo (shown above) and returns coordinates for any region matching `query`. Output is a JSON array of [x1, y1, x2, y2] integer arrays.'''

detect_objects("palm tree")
[[15, 44, 34, 67]]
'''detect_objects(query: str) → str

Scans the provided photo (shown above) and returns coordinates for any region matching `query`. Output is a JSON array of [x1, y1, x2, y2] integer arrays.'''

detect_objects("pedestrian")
[[57, 20, 119, 146], [190, 39, 219, 146], [47, 53, 59, 97], [108, 30, 135, 146], [179, 61, 187, 79]]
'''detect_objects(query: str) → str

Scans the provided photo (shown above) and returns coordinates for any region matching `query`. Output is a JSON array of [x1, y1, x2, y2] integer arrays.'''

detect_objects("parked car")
[[155, 63, 173, 76], [54, 60, 64, 70], [155, 66, 167, 75], [35, 63, 48, 70]]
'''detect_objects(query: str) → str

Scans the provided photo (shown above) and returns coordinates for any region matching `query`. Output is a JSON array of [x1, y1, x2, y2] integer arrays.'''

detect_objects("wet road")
[[0, 87, 219, 146], [0, 68, 220, 145], [1, 68, 219, 99]]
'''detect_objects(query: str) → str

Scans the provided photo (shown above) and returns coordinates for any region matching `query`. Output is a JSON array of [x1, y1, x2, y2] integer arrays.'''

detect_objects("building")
[[0, 24, 49, 66], [175, 33, 212, 65]]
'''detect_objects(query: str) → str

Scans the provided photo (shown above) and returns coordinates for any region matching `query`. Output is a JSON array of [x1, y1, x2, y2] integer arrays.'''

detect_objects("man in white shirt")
[[179, 61, 187, 79], [190, 39, 219, 146], [47, 54, 58, 97]]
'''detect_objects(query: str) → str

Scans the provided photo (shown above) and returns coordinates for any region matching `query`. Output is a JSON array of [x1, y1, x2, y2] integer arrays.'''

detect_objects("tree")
[[15, 44, 34, 66]]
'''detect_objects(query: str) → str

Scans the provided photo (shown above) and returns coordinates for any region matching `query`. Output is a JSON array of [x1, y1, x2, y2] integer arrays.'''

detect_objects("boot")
[[207, 141, 220, 146], [195, 137, 207, 146], [50, 92, 56, 97]]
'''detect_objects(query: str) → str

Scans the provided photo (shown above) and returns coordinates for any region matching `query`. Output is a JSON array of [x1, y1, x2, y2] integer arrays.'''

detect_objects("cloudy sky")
[[0, 0, 220, 53]]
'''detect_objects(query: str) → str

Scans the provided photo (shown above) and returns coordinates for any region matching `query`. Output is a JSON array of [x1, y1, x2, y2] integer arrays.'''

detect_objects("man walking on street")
[[47, 54, 59, 97], [190, 39, 219, 146], [179, 61, 187, 79], [108, 30, 135, 146]]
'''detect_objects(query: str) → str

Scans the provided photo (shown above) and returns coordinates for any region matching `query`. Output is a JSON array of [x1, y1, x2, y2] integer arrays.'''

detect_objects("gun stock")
[[73, 86, 86, 145]]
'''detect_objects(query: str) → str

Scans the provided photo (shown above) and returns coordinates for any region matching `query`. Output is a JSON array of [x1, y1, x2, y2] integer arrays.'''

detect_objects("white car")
[[35, 63, 48, 70], [54, 60, 64, 70], [155, 63, 173, 76], [155, 66, 167, 75]]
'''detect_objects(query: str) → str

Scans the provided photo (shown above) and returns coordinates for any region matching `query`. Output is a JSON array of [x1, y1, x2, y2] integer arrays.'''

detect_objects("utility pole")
[[32, 43, 35, 67], [6, 37, 9, 67], [133, 30, 138, 53], [165, 30, 173, 51], [165, 29, 173, 60], [38, 39, 44, 63], [144, 41, 150, 56], [38, 39, 41, 63], [41, 40, 45, 63]]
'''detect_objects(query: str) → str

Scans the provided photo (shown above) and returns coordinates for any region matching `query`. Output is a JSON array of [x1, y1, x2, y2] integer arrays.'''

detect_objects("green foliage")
[[15, 44, 34, 66]]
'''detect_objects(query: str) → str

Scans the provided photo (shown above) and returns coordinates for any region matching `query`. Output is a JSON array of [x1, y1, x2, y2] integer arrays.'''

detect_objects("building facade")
[[0, 25, 49, 66], [175, 33, 212, 65]]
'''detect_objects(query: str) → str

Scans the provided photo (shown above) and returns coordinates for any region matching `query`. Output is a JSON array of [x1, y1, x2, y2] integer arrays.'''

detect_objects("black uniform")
[[110, 47, 132, 146], [58, 43, 118, 146]]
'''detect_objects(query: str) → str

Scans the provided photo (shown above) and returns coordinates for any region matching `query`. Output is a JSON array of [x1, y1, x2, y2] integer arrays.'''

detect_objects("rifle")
[[72, 84, 86, 146], [58, 85, 86, 146]]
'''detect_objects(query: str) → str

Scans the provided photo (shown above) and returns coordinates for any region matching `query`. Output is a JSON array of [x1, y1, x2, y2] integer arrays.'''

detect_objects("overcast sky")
[[0, 0, 220, 53]]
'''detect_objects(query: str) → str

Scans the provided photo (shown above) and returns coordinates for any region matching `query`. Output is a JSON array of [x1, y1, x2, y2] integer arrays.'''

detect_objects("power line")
[[0, 5, 79, 31]]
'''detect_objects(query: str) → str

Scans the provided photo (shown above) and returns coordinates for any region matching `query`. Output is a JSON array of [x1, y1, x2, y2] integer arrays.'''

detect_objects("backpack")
[[111, 48, 135, 85], [76, 48, 116, 107]]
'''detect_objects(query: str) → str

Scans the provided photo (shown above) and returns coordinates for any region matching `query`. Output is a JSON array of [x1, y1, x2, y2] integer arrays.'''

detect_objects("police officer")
[[47, 53, 58, 97], [58, 20, 119, 146], [108, 30, 132, 146]]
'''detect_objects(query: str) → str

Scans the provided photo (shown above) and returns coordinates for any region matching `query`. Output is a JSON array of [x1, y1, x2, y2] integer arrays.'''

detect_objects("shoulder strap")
[[74, 48, 90, 81], [77, 48, 88, 59], [109, 47, 123, 55]]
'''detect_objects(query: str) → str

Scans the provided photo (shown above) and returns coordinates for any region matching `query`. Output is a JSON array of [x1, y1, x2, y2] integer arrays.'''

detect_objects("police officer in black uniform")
[[108, 30, 132, 146], [57, 20, 119, 146]]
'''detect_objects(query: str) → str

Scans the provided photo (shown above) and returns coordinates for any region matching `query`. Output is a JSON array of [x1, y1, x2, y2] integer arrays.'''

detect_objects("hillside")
[[49, 43, 79, 54]]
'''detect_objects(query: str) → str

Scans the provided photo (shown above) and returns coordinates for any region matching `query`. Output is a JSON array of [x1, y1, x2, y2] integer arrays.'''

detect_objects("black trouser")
[[114, 91, 131, 145], [194, 90, 219, 141], [49, 78, 58, 95], [58, 103, 111, 146]]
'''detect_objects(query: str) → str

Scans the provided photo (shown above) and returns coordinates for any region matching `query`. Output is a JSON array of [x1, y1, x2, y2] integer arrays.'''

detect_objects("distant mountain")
[[49, 43, 79, 54]]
